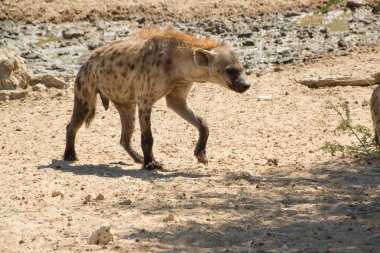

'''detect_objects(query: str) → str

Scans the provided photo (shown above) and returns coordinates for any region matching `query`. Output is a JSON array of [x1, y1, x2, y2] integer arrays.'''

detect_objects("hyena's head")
[[193, 45, 251, 93]]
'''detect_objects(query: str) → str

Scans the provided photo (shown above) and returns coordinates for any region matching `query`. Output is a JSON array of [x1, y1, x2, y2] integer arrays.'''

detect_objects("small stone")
[[257, 95, 273, 101], [163, 214, 175, 222], [119, 199, 132, 205], [32, 83, 47, 91], [95, 193, 105, 201], [273, 65, 284, 72], [62, 29, 85, 39], [84, 194, 93, 202], [267, 158, 278, 166], [88, 41, 104, 50], [242, 40, 255, 47], [346, 0, 366, 9], [31, 74, 68, 89], [337, 39, 348, 49], [52, 190, 64, 197], [88, 224, 114, 245], [137, 17, 146, 24], [237, 32, 252, 38]]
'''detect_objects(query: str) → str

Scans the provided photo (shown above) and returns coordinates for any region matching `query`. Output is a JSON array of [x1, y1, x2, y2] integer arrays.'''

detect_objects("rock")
[[62, 29, 85, 39], [32, 83, 47, 92], [163, 214, 175, 222], [257, 95, 273, 101], [0, 47, 32, 90], [338, 39, 348, 49], [267, 158, 278, 166], [237, 32, 252, 38], [84, 194, 93, 202], [20, 51, 41, 60], [94, 20, 107, 30], [137, 17, 146, 25], [46, 64, 65, 72], [88, 41, 104, 50], [0, 90, 28, 101], [119, 199, 132, 206], [52, 190, 64, 197], [31, 74, 69, 89], [346, 0, 366, 9], [242, 40, 255, 47], [95, 193, 105, 201], [88, 224, 115, 245]]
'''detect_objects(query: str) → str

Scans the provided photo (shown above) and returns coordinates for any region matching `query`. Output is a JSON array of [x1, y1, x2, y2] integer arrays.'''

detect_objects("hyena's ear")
[[194, 48, 215, 67]]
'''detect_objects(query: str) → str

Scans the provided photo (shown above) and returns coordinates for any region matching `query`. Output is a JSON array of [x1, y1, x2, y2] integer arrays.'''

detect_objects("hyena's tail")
[[85, 92, 109, 127], [74, 65, 110, 128]]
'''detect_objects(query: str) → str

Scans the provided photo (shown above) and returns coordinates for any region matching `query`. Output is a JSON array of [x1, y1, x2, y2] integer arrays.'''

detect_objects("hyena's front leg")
[[138, 103, 163, 170], [113, 102, 143, 164], [166, 85, 209, 164]]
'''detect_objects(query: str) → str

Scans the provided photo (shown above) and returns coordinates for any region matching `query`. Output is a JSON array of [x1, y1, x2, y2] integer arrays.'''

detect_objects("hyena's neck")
[[172, 49, 210, 83]]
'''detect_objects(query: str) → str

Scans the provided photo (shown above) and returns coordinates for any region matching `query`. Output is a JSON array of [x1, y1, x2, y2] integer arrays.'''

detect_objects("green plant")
[[321, 100, 379, 156], [320, 0, 341, 13]]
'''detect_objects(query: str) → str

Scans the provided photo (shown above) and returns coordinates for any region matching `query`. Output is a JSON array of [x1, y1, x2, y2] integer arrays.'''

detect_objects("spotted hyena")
[[64, 28, 250, 170]]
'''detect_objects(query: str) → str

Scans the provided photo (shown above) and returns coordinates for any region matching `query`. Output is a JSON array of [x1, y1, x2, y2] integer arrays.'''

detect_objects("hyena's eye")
[[225, 67, 239, 76]]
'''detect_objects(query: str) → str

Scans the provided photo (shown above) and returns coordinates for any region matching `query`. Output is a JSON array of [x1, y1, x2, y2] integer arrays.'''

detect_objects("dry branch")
[[296, 73, 380, 88]]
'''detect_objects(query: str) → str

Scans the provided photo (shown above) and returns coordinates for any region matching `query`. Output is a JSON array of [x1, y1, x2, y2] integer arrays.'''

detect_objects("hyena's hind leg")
[[64, 94, 96, 161], [114, 102, 143, 164]]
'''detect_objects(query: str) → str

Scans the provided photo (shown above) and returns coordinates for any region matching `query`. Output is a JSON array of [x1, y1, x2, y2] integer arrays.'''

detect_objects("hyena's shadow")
[[38, 159, 210, 180]]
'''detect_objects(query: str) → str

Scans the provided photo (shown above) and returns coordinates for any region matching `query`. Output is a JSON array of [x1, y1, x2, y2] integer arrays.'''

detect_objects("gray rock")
[[62, 29, 85, 39], [347, 0, 367, 9], [242, 40, 255, 47], [88, 40, 104, 50], [338, 38, 348, 48]]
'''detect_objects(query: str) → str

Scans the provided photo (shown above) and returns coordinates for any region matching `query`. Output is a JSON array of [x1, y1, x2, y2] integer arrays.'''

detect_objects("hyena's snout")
[[233, 75, 251, 93]]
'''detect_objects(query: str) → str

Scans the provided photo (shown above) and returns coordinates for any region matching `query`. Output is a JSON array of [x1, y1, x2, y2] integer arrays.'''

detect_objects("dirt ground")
[[1, 0, 378, 24], [1, 1, 380, 253], [0, 0, 326, 23], [1, 46, 380, 252]]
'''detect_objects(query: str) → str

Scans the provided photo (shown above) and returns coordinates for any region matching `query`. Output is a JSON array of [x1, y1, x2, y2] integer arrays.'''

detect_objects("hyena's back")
[[74, 39, 146, 106]]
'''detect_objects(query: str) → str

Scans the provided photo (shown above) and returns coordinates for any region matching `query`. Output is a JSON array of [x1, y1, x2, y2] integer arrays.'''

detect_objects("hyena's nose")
[[241, 82, 251, 92]]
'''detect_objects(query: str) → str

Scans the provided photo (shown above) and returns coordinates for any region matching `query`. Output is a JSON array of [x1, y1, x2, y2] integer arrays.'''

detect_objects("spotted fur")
[[64, 28, 250, 169]]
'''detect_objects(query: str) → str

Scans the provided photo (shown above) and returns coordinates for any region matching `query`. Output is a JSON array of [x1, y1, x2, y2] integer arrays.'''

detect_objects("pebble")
[[84, 194, 93, 202], [95, 193, 105, 201], [257, 95, 273, 101], [62, 29, 85, 39], [242, 40, 255, 46], [119, 199, 132, 205], [88, 224, 115, 245], [163, 214, 175, 222], [52, 190, 64, 197], [338, 39, 348, 48]]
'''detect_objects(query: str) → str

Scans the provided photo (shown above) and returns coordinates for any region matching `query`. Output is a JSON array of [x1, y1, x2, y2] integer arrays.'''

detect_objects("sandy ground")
[[0, 0, 324, 23], [2, 0, 379, 23], [2, 0, 380, 252], [1, 45, 380, 252]]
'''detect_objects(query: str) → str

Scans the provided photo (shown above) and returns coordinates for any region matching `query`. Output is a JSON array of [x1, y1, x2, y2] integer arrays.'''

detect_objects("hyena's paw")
[[63, 150, 78, 161], [195, 150, 208, 165], [132, 154, 144, 164], [142, 161, 163, 170]]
